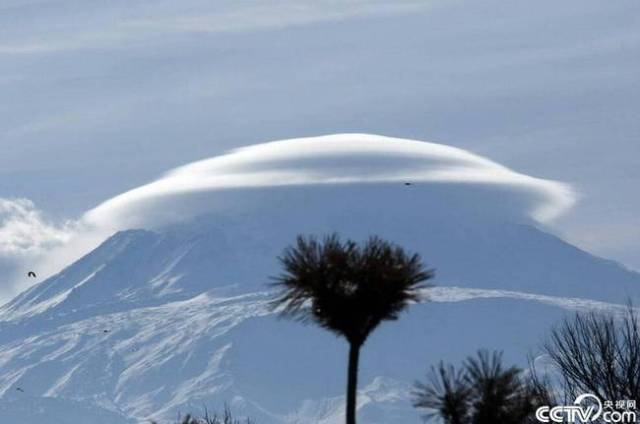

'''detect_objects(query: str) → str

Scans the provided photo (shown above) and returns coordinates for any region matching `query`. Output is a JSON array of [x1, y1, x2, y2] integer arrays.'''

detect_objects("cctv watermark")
[[536, 394, 637, 423]]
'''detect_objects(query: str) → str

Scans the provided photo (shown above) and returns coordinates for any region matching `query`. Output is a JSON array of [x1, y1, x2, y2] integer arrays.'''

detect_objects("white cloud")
[[0, 198, 72, 256], [0, 198, 77, 303], [0, 0, 431, 55], [125, 1, 429, 34], [84, 134, 576, 231], [426, 286, 629, 315]]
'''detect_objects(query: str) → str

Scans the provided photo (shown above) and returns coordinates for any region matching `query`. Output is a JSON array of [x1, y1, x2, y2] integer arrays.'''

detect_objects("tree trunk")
[[346, 342, 361, 424]]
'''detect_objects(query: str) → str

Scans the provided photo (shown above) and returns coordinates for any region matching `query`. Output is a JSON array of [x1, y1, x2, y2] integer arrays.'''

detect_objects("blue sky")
[[0, 0, 638, 272]]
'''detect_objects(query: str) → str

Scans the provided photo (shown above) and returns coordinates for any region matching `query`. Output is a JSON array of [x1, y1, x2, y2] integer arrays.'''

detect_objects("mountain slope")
[[0, 200, 637, 422], [3, 183, 637, 323]]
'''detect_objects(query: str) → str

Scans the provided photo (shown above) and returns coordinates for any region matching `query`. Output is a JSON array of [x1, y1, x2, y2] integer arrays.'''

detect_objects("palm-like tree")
[[413, 363, 471, 424], [414, 351, 542, 424], [272, 234, 433, 424]]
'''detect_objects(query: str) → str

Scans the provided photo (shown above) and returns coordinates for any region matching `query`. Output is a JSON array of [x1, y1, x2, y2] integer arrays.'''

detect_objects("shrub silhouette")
[[414, 350, 542, 424], [537, 304, 640, 408], [152, 405, 255, 424], [272, 234, 433, 424]]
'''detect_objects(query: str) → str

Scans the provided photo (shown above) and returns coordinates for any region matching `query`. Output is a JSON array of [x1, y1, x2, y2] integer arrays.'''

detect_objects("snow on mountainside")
[[0, 135, 638, 423], [3, 199, 636, 326], [0, 213, 637, 423]]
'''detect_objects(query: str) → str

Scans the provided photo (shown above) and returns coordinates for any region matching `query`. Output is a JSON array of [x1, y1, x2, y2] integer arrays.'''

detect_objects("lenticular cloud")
[[14, 134, 577, 295], [84, 134, 575, 230]]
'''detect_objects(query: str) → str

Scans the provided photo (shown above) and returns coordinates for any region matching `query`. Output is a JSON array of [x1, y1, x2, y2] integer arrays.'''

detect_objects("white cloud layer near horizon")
[[0, 134, 576, 302]]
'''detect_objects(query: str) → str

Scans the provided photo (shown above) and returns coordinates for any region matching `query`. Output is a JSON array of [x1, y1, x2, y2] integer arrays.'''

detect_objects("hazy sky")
[[1, 0, 638, 271]]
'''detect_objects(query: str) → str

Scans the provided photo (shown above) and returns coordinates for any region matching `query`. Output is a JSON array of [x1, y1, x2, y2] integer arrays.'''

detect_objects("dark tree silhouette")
[[413, 362, 471, 424], [414, 350, 542, 424], [540, 305, 640, 407], [272, 234, 433, 424], [151, 405, 255, 424]]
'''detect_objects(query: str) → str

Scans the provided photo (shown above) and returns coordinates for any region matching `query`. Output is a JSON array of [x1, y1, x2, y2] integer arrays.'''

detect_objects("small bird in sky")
[[27, 271, 37, 278], [16, 387, 24, 393], [404, 182, 412, 186]]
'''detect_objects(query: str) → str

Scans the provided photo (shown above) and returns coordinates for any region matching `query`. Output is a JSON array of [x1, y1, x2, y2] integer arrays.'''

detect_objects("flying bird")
[[27, 271, 37, 278], [404, 182, 412, 186]]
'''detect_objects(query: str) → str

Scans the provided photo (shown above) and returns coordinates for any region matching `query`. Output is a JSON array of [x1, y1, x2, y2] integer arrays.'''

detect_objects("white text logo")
[[536, 394, 637, 423]]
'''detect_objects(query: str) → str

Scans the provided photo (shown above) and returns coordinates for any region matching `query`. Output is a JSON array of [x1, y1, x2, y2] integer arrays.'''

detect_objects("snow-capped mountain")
[[0, 136, 638, 423], [1, 204, 637, 423]]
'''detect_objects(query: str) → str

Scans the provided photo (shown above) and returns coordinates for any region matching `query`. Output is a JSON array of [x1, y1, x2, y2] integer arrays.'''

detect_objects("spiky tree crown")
[[273, 234, 433, 345]]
